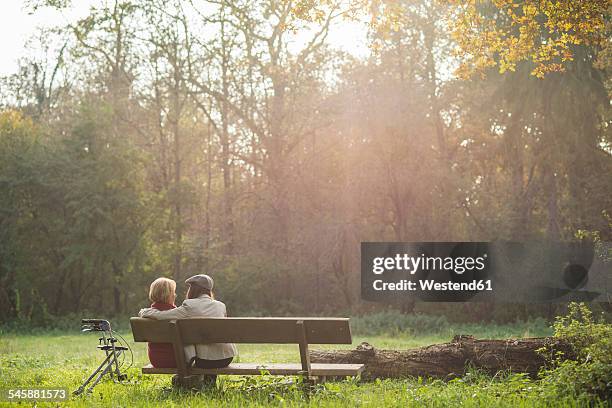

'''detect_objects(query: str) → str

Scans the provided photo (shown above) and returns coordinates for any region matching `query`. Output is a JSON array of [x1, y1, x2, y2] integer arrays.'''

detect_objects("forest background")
[[0, 0, 610, 326]]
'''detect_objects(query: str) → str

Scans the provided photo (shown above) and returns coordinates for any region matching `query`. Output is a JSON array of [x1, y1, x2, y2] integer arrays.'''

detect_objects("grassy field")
[[0, 322, 603, 407]]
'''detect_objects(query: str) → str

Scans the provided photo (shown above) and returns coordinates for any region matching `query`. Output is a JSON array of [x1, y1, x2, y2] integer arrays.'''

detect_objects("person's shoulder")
[[182, 296, 225, 311], [181, 298, 199, 308], [211, 298, 227, 309]]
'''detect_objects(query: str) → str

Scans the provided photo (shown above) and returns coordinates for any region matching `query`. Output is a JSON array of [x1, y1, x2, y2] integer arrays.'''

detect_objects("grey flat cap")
[[185, 274, 214, 290]]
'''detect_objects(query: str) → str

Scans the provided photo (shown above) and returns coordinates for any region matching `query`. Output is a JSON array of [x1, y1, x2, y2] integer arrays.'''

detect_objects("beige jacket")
[[138, 294, 238, 361]]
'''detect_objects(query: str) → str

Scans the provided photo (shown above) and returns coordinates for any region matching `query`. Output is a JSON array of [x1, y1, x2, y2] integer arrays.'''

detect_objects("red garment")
[[147, 302, 177, 368]]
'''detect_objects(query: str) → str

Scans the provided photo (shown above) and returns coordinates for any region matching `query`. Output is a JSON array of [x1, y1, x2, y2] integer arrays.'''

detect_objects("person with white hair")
[[145, 277, 177, 368]]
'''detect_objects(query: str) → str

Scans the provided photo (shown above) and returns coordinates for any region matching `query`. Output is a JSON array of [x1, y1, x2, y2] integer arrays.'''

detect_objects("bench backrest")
[[130, 317, 353, 377], [131, 317, 352, 344]]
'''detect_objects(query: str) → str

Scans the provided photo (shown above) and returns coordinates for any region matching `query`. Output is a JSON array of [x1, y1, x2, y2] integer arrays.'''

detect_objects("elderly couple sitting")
[[138, 274, 237, 376]]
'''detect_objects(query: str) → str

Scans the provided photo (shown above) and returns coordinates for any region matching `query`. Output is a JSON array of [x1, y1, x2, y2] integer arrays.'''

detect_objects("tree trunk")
[[219, 11, 234, 254], [309, 336, 573, 380], [171, 50, 183, 283]]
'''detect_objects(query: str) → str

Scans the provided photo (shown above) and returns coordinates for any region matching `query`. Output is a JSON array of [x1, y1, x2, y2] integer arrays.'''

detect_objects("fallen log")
[[310, 335, 573, 380]]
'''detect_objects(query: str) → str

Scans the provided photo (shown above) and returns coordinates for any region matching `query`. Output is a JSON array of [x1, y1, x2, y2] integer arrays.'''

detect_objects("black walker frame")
[[73, 319, 128, 395]]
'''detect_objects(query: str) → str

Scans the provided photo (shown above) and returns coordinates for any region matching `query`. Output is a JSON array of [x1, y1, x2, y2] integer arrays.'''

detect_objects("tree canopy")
[[0, 0, 610, 323]]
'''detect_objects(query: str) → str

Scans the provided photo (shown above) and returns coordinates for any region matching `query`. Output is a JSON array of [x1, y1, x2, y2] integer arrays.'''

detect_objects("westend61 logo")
[[361, 242, 611, 303]]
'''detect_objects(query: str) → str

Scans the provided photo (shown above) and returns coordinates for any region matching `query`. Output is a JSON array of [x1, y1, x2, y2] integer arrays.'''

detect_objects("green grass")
[[0, 323, 602, 407]]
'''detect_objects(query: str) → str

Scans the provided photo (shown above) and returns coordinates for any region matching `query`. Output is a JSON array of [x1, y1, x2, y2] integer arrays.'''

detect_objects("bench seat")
[[142, 362, 365, 376]]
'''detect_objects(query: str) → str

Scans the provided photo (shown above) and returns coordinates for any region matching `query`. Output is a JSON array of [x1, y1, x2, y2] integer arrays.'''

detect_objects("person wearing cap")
[[138, 274, 238, 380]]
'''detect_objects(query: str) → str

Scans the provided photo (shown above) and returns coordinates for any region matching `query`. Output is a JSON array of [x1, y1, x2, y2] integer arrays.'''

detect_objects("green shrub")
[[539, 303, 612, 401]]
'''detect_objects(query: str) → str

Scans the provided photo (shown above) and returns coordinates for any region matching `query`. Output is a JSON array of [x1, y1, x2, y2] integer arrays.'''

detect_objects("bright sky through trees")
[[0, 0, 369, 76]]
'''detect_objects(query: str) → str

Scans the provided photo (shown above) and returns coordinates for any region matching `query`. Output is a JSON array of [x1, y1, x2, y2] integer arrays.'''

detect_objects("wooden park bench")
[[130, 317, 364, 383]]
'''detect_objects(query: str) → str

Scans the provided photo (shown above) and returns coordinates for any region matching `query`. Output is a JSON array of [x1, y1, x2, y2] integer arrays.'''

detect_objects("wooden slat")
[[131, 317, 352, 344], [131, 318, 176, 342], [176, 318, 352, 344], [142, 363, 365, 376]]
